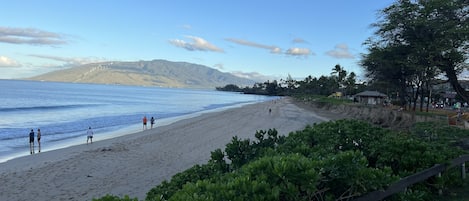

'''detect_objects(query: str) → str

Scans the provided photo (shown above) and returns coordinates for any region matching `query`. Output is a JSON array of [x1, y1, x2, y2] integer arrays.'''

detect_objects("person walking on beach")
[[143, 116, 148, 130], [86, 127, 94, 144], [29, 129, 35, 154], [37, 128, 41, 153], [150, 116, 155, 129]]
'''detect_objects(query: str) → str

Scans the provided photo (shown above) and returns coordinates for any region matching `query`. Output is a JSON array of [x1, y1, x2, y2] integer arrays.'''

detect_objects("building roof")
[[355, 90, 387, 98]]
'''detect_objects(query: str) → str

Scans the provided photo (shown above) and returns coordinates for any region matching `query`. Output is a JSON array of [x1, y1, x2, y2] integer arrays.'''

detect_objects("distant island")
[[29, 59, 257, 89]]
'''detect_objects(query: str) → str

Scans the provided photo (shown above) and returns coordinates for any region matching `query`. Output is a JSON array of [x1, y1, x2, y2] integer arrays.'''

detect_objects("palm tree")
[[331, 64, 347, 88]]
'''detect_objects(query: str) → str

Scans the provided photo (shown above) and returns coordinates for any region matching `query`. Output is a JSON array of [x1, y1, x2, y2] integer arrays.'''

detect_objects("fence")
[[353, 154, 469, 201]]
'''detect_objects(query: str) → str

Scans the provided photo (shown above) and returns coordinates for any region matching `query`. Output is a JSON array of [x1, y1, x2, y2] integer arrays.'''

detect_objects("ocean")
[[0, 80, 274, 162]]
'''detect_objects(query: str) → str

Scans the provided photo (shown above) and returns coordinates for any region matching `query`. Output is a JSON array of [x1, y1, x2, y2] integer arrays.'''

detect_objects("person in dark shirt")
[[150, 117, 155, 129], [29, 129, 35, 154]]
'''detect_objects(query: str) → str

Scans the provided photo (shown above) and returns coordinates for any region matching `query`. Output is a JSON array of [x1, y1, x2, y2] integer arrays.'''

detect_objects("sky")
[[0, 0, 395, 81]]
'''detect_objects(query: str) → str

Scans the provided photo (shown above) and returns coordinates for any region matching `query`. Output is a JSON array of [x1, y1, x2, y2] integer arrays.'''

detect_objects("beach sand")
[[0, 97, 332, 201]]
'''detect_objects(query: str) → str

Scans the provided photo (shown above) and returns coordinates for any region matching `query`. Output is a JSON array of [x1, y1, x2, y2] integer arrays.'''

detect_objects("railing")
[[353, 154, 469, 201]]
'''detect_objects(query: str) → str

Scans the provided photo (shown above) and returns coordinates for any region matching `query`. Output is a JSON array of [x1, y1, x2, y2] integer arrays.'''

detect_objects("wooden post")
[[462, 163, 466, 180]]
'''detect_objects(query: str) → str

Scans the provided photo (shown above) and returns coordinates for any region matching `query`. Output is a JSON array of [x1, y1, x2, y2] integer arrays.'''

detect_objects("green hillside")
[[29, 59, 256, 89]]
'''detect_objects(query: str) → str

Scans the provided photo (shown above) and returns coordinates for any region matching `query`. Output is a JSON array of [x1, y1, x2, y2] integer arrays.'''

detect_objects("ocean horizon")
[[0, 79, 275, 163]]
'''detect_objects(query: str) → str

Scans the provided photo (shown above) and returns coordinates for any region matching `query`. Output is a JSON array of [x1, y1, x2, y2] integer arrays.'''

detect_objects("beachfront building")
[[354, 90, 388, 105]]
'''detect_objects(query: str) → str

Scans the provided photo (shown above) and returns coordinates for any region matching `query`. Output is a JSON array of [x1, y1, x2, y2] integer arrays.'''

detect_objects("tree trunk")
[[399, 81, 407, 109], [412, 85, 419, 111], [426, 84, 431, 112], [420, 90, 425, 112], [444, 64, 469, 103]]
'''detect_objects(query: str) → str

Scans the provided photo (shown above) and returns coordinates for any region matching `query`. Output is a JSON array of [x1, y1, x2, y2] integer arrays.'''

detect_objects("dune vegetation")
[[93, 118, 468, 201]]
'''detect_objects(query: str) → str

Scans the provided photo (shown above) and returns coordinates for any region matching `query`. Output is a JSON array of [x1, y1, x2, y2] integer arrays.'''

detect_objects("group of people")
[[28, 115, 156, 155], [27, 126, 94, 155], [142, 116, 156, 130], [28, 128, 41, 154]]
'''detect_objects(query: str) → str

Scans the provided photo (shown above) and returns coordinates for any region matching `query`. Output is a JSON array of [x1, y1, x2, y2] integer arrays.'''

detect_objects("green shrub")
[[146, 164, 215, 200], [169, 154, 319, 201], [93, 195, 138, 201], [144, 119, 467, 201], [224, 136, 255, 169], [411, 121, 469, 149], [318, 151, 396, 199]]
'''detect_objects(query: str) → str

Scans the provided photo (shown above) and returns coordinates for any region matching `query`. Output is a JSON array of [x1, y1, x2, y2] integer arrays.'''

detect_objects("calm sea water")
[[0, 80, 274, 162]]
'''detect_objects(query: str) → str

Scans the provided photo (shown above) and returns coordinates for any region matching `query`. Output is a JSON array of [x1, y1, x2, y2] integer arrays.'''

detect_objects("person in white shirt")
[[86, 127, 94, 144]]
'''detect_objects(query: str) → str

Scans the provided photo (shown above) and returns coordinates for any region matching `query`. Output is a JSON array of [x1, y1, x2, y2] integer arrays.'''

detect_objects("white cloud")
[[292, 38, 309, 44], [0, 56, 21, 67], [226, 38, 281, 54], [169, 36, 224, 52], [213, 63, 224, 70], [226, 38, 314, 57], [180, 24, 192, 30], [285, 47, 312, 57], [326, 43, 355, 59], [271, 47, 282, 54], [0, 26, 67, 45], [230, 71, 277, 82], [28, 54, 107, 66]]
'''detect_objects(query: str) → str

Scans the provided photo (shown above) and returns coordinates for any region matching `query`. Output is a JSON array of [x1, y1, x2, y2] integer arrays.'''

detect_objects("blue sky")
[[0, 0, 394, 80]]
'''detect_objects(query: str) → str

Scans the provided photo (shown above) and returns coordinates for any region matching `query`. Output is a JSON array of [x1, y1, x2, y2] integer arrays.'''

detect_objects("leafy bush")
[[169, 154, 320, 201], [319, 151, 396, 198], [98, 119, 467, 201], [224, 136, 255, 169], [147, 129, 286, 201], [410, 121, 469, 148], [146, 164, 215, 200], [93, 195, 138, 201]]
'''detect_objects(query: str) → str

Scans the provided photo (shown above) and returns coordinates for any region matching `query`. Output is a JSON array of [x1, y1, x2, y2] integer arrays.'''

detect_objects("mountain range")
[[29, 60, 259, 89]]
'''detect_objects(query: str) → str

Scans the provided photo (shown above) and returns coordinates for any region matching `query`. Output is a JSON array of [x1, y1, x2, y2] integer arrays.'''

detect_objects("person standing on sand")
[[143, 116, 148, 130], [37, 128, 41, 153], [150, 116, 155, 129], [86, 127, 94, 144], [29, 129, 35, 154]]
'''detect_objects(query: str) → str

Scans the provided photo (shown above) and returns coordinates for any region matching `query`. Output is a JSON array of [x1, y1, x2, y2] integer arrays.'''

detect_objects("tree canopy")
[[361, 0, 469, 107]]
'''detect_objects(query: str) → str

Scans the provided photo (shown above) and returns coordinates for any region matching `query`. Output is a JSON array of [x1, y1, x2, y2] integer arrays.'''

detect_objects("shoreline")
[[0, 97, 331, 201], [0, 100, 265, 164]]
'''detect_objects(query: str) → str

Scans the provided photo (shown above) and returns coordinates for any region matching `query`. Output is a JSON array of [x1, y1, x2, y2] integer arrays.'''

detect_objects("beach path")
[[0, 97, 330, 201]]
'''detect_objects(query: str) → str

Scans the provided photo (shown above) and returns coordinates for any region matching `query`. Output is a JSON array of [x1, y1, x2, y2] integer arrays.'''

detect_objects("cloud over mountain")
[[226, 38, 314, 57], [0, 27, 67, 45], [0, 56, 21, 67], [169, 36, 224, 52], [225, 38, 281, 54], [230, 71, 275, 82], [213, 63, 224, 70], [28, 54, 107, 66]]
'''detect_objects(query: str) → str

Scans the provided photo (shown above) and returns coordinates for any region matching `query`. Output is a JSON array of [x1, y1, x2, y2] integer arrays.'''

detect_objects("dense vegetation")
[[94, 119, 468, 201], [217, 65, 364, 98], [218, 0, 469, 112], [362, 0, 469, 109]]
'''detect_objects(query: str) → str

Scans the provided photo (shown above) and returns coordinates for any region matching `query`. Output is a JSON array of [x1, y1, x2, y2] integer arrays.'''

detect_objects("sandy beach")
[[0, 97, 331, 201]]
